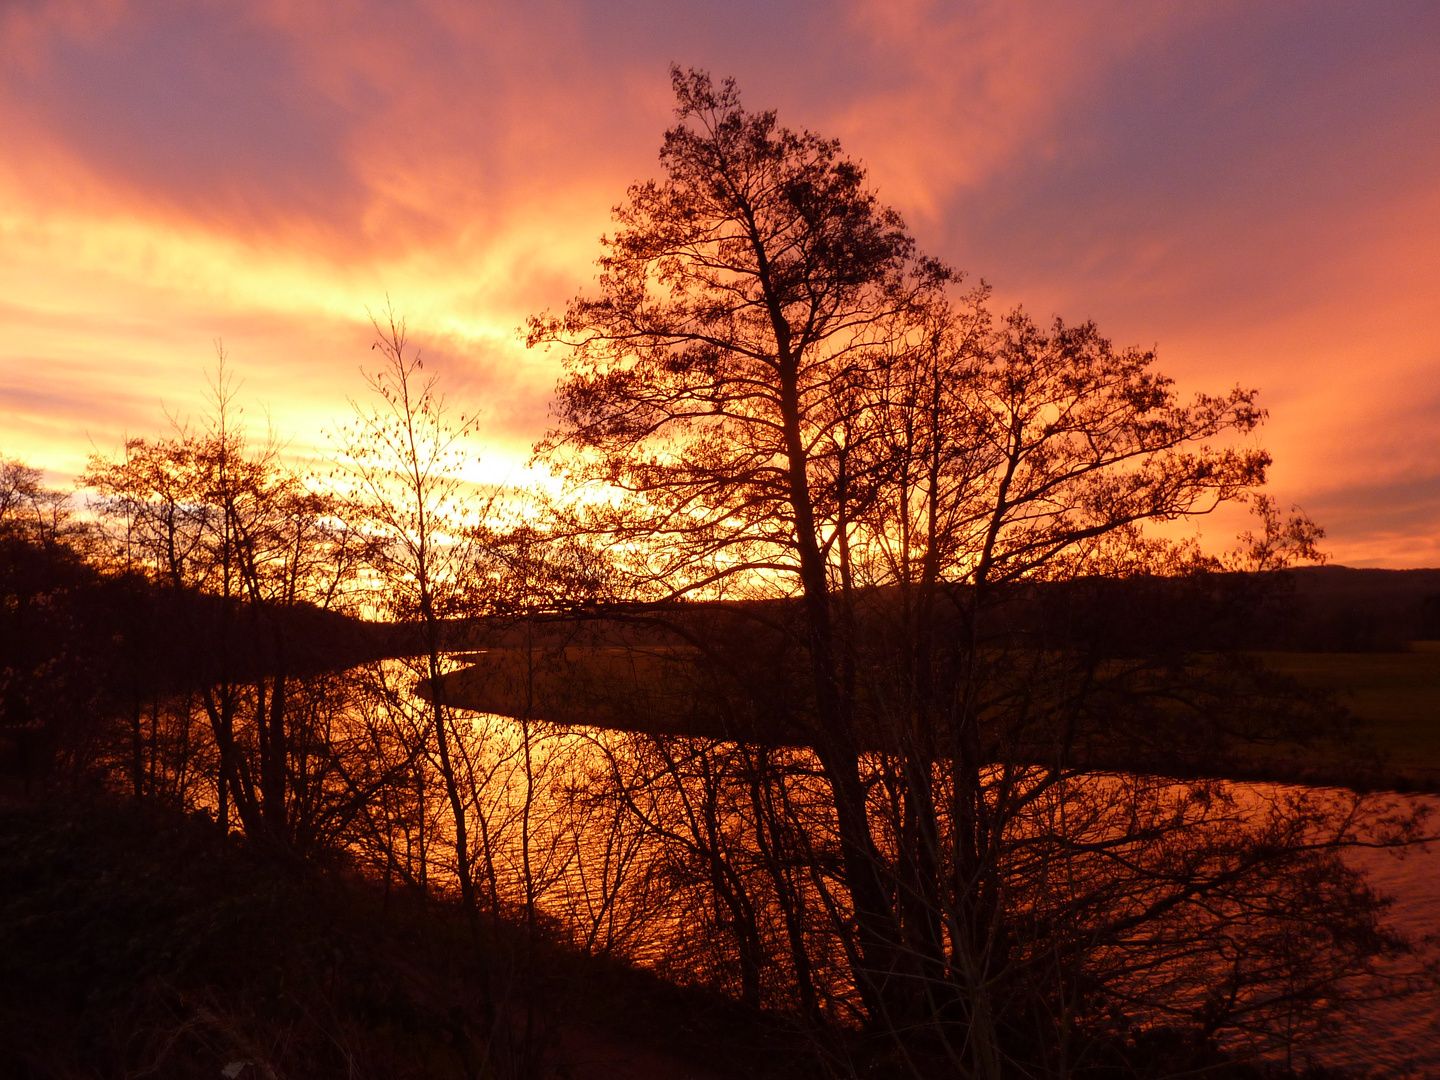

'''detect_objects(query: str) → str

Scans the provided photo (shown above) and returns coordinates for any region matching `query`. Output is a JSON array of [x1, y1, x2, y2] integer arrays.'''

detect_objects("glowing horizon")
[[3, 0, 1438, 566]]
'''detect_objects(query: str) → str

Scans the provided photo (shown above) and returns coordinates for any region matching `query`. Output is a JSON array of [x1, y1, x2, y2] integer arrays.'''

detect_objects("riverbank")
[[0, 798, 806, 1080], [1254, 649, 1440, 790], [437, 646, 1440, 793], [3, 792, 1407, 1079]]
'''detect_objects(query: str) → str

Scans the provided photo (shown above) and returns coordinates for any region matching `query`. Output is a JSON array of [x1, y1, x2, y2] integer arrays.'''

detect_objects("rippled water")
[[439, 693, 1440, 1075], [1318, 801, 1440, 1079]]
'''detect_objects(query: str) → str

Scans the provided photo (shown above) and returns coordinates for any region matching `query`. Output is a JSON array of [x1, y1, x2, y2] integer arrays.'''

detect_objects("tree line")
[[0, 67, 1431, 1080]]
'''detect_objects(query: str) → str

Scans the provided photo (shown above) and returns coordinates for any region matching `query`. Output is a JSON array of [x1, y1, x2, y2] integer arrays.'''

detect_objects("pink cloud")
[[2, 0, 1438, 564]]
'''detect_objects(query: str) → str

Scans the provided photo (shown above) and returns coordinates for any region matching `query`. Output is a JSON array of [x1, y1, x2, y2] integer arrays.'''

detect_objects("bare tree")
[[528, 68, 1421, 1076], [85, 366, 368, 848], [332, 311, 490, 930]]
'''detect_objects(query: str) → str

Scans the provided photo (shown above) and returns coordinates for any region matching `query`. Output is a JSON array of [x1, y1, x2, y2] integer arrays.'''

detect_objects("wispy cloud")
[[2, 0, 1438, 563]]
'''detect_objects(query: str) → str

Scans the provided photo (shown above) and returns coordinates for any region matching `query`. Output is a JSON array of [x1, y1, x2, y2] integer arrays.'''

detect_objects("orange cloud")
[[2, 0, 1438, 565]]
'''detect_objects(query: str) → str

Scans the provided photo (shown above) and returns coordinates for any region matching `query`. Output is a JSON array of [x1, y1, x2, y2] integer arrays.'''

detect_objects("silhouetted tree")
[[0, 457, 112, 788], [333, 314, 490, 924], [85, 369, 368, 848], [529, 68, 1419, 1076]]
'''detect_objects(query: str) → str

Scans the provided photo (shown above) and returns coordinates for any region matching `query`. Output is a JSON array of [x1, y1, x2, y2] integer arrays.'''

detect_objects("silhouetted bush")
[[0, 799, 495, 1078]]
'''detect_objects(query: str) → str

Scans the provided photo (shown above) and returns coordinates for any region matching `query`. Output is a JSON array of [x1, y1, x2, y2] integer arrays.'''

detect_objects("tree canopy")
[[525, 68, 1404, 1078]]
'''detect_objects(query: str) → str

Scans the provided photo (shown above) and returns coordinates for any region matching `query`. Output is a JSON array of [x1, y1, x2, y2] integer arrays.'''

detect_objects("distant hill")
[[441, 566, 1440, 657], [1276, 565, 1440, 651]]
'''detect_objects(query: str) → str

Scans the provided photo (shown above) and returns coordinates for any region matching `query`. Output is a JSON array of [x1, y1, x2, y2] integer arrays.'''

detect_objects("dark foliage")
[[0, 522, 403, 791], [0, 800, 495, 1079], [0, 797, 836, 1080]]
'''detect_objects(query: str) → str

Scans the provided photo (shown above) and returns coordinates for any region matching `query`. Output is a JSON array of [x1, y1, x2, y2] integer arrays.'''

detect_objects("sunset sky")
[[2, 1, 1438, 565]]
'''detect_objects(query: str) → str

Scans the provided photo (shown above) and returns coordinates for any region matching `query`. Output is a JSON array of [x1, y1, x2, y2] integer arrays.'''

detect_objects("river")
[[1320, 808, 1440, 1078], [430, 692, 1440, 1076]]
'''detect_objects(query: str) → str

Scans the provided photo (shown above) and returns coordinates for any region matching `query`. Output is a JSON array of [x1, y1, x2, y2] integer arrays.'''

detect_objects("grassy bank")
[[0, 798, 808, 1080], [440, 645, 1440, 792], [1258, 648, 1440, 788]]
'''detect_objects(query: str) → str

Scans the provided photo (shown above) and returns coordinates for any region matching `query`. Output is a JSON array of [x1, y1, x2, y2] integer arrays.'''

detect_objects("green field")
[[1259, 648, 1440, 783]]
